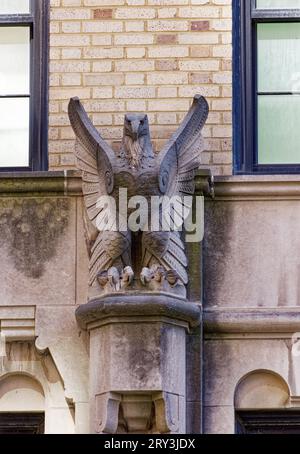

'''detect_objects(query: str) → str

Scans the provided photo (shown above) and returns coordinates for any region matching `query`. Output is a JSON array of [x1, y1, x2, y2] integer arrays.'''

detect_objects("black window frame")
[[0, 0, 49, 172], [234, 0, 300, 174], [0, 412, 45, 434], [236, 409, 300, 434]]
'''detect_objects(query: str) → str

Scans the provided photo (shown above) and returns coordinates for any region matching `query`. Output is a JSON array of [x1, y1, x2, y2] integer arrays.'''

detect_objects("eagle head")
[[124, 114, 149, 141], [123, 114, 151, 168]]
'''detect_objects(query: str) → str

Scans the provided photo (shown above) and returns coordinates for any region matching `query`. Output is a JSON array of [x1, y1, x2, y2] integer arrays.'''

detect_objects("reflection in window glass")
[[257, 0, 300, 8], [0, 0, 30, 14], [0, 27, 30, 95], [258, 23, 300, 93], [0, 98, 30, 167], [258, 95, 300, 164]]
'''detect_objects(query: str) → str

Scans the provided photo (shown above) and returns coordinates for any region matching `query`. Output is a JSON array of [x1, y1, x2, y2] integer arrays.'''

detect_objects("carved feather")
[[69, 98, 133, 284], [68, 97, 116, 227], [141, 95, 209, 285], [89, 231, 131, 284], [142, 230, 188, 284], [157, 94, 208, 197]]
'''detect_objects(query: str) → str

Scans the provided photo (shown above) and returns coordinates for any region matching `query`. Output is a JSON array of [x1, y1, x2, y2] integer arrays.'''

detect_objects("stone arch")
[[234, 369, 290, 409], [0, 373, 45, 412], [0, 342, 75, 433]]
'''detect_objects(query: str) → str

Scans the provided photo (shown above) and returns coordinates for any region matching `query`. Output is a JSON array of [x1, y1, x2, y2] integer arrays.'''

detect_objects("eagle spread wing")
[[157, 94, 209, 198], [142, 95, 209, 284], [68, 97, 131, 284], [68, 97, 116, 224]]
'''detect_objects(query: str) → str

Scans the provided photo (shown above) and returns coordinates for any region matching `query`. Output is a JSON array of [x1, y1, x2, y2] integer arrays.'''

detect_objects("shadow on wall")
[[203, 199, 233, 307]]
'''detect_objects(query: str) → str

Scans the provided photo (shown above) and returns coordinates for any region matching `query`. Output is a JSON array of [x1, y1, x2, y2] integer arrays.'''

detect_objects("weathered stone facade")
[[3, 172, 300, 434], [1, 0, 300, 435]]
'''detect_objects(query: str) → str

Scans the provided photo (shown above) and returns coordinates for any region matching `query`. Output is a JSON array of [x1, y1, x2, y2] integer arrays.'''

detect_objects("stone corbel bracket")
[[95, 391, 181, 434], [76, 294, 201, 434], [76, 295, 201, 331], [195, 169, 215, 198]]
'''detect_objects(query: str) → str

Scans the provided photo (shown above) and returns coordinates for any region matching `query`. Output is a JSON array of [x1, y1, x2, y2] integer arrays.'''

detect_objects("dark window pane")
[[0, 413, 44, 434], [236, 410, 300, 434]]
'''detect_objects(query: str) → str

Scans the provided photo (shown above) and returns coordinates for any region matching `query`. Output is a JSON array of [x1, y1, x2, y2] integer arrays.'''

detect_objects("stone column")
[[76, 294, 200, 434]]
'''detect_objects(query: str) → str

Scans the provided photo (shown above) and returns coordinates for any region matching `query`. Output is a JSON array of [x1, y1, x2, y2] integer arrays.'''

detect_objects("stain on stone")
[[0, 198, 70, 279], [128, 327, 161, 382], [131, 349, 157, 381], [6, 341, 37, 362]]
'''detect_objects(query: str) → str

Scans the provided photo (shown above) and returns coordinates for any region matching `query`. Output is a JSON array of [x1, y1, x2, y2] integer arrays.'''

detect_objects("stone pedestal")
[[76, 294, 200, 434]]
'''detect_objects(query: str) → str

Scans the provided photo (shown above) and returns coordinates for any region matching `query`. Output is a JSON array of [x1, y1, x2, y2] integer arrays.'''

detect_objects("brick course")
[[49, 0, 232, 175]]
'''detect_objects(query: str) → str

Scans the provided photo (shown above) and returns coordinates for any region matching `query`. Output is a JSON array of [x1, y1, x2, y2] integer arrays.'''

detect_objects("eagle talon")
[[152, 265, 166, 283], [121, 266, 134, 289], [108, 267, 121, 291], [140, 267, 153, 286], [166, 270, 181, 287], [97, 266, 134, 292]]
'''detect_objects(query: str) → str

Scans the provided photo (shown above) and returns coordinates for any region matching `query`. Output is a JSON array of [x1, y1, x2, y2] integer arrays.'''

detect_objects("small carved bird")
[[68, 94, 208, 293]]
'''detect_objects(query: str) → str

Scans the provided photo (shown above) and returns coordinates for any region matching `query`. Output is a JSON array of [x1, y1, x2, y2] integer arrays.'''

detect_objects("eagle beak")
[[131, 120, 140, 141]]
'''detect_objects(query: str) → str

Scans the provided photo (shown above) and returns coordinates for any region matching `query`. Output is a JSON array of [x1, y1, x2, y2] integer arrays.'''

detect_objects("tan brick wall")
[[49, 0, 232, 175]]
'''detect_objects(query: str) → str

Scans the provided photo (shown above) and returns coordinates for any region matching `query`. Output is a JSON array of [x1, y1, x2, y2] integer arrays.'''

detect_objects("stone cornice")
[[0, 171, 82, 196], [211, 175, 300, 201], [204, 307, 300, 334], [0, 306, 35, 341], [1, 171, 300, 201]]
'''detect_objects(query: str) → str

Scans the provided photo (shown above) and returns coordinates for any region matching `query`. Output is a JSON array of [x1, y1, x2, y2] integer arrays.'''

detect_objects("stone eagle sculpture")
[[68, 94, 208, 297]]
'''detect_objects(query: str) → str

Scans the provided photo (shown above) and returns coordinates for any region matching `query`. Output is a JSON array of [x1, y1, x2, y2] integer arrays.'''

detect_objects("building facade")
[[0, 0, 300, 434]]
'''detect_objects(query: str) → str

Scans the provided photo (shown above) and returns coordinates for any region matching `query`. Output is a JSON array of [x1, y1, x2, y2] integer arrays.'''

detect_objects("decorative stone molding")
[[195, 169, 215, 198], [76, 295, 200, 434], [0, 171, 82, 196], [95, 391, 183, 434], [0, 306, 35, 341], [95, 392, 122, 434], [0, 342, 76, 434], [212, 175, 300, 201], [204, 308, 300, 335], [153, 392, 181, 434], [76, 294, 201, 331], [2, 173, 300, 202]]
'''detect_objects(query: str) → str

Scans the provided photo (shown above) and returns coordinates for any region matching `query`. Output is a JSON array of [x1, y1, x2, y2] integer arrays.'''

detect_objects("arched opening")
[[233, 370, 300, 434], [0, 374, 45, 434], [235, 370, 290, 410]]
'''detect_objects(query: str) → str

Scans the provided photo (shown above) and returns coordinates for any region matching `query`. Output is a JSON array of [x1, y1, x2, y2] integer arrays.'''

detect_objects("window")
[[234, 0, 300, 173], [236, 410, 300, 434], [0, 413, 45, 434], [0, 0, 49, 171]]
